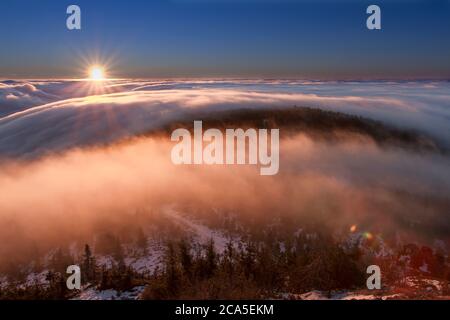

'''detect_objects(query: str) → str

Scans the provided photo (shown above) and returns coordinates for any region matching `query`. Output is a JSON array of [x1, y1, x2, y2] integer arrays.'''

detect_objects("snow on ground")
[[21, 270, 50, 289], [297, 291, 329, 300], [163, 207, 231, 253], [299, 291, 379, 300], [422, 279, 443, 291], [74, 209, 236, 300], [404, 276, 444, 291], [91, 207, 230, 275], [285, 290, 403, 300], [419, 262, 429, 273], [0, 208, 231, 296], [95, 240, 164, 274], [343, 232, 393, 258], [0, 276, 9, 289], [124, 240, 165, 274], [95, 255, 115, 269], [0, 269, 51, 290], [72, 285, 145, 300], [338, 293, 377, 300]]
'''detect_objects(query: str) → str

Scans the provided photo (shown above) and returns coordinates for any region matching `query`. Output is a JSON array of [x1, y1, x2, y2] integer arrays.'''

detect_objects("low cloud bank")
[[1, 80, 450, 157], [0, 133, 449, 268], [0, 80, 449, 268]]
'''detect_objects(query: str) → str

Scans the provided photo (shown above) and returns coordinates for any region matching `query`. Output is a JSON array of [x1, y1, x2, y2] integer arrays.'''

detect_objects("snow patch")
[[73, 285, 145, 300], [163, 207, 230, 253]]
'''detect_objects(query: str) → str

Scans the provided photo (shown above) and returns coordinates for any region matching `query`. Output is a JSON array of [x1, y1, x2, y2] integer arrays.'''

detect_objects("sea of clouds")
[[0, 79, 449, 267], [1, 79, 449, 157]]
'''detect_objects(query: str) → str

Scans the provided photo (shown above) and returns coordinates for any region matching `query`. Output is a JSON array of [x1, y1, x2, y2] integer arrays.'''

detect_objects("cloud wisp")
[[1, 79, 450, 157]]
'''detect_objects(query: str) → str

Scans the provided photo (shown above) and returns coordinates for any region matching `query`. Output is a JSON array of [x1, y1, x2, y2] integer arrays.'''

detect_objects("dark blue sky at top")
[[0, 0, 449, 79]]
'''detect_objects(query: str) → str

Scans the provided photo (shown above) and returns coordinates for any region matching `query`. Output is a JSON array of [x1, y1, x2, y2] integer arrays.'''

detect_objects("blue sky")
[[0, 0, 449, 79]]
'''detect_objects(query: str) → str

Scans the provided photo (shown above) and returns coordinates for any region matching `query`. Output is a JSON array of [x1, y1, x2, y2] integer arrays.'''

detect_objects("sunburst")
[[89, 66, 105, 81]]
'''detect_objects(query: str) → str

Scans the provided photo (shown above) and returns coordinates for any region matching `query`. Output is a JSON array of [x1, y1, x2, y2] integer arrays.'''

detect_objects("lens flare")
[[363, 232, 374, 240]]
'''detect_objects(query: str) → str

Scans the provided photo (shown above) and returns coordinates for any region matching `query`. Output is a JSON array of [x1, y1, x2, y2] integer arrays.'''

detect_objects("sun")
[[89, 66, 105, 81]]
